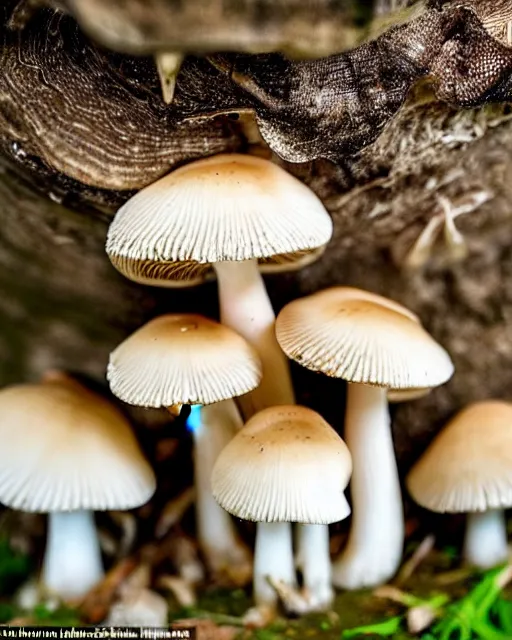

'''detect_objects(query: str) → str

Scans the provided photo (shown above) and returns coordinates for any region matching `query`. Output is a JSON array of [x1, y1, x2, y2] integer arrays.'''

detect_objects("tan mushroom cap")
[[111, 246, 329, 288], [106, 154, 333, 286], [275, 287, 454, 389], [211, 405, 352, 524], [107, 314, 262, 407], [387, 387, 433, 403], [0, 378, 156, 513], [407, 401, 512, 514]]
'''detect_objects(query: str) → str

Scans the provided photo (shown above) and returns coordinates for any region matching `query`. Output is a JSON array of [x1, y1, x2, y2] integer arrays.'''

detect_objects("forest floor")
[[2, 532, 512, 639], [171, 539, 512, 640]]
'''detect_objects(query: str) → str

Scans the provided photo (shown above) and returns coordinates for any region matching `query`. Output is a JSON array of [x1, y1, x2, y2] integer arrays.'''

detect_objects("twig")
[[395, 534, 436, 585]]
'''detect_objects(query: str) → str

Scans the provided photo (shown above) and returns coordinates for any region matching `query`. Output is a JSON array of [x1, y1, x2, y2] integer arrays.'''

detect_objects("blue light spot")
[[186, 404, 203, 434]]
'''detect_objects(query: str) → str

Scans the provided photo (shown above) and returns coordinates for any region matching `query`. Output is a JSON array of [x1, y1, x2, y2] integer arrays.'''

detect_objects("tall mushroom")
[[407, 401, 512, 570], [0, 375, 155, 600], [107, 313, 262, 582], [211, 405, 352, 625], [276, 286, 454, 588], [105, 153, 332, 417]]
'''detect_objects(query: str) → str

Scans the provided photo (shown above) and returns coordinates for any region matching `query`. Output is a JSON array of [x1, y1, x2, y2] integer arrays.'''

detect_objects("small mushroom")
[[0, 375, 155, 600], [211, 405, 352, 622], [107, 314, 262, 582], [276, 286, 454, 589], [407, 401, 512, 570], [155, 52, 185, 103], [106, 153, 333, 418]]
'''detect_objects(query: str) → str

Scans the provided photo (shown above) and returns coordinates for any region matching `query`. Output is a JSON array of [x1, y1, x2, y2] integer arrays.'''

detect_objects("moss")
[[166, 559, 512, 640], [0, 538, 32, 596], [170, 587, 404, 640], [32, 604, 82, 626], [0, 602, 17, 623]]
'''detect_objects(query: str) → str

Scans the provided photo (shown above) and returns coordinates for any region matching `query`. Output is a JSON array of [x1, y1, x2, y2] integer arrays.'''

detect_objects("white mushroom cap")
[[407, 401, 512, 513], [211, 405, 352, 524], [275, 287, 454, 389], [107, 314, 262, 407], [106, 154, 333, 286], [0, 377, 156, 513]]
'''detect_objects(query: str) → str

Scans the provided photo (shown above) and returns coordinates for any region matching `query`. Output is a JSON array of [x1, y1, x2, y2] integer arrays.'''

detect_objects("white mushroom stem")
[[214, 259, 295, 417], [332, 384, 404, 589], [191, 400, 251, 577], [216, 259, 332, 608], [254, 522, 297, 609], [296, 524, 333, 610], [42, 510, 104, 599], [463, 510, 509, 569]]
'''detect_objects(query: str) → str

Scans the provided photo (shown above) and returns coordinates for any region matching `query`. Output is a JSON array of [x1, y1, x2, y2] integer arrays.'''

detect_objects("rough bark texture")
[[0, 0, 511, 477]]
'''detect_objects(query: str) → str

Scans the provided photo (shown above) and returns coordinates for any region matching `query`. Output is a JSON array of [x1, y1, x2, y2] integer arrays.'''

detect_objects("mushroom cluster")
[[275, 287, 454, 589], [6, 150, 504, 626], [105, 153, 345, 617], [106, 153, 332, 416], [101, 151, 462, 623]]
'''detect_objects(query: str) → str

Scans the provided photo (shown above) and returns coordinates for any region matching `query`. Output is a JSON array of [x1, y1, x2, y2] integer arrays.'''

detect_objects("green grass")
[[340, 565, 512, 640], [31, 604, 82, 626]]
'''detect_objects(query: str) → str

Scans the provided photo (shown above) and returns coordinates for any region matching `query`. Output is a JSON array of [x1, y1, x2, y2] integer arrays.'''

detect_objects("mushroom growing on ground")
[[275, 286, 454, 589], [107, 313, 262, 583], [407, 400, 512, 570], [0, 374, 156, 600], [211, 405, 352, 625], [105, 153, 333, 418]]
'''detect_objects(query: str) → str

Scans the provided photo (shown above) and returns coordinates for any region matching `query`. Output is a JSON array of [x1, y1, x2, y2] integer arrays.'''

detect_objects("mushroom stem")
[[42, 510, 104, 599], [463, 510, 509, 569], [254, 522, 297, 609], [214, 259, 295, 417], [296, 524, 333, 610], [332, 383, 404, 589], [191, 400, 251, 579]]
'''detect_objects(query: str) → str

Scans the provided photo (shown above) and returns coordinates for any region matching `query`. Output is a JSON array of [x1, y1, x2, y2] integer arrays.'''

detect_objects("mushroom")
[[211, 405, 352, 624], [155, 52, 185, 103], [407, 400, 512, 570], [275, 286, 454, 589], [107, 313, 262, 581], [105, 153, 333, 417], [0, 375, 155, 600]]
